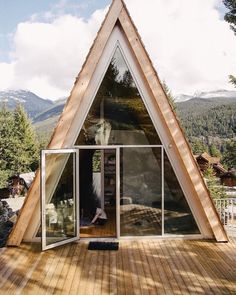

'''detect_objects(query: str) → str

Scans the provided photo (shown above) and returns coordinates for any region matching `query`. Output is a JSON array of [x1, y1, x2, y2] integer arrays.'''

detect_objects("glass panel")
[[79, 149, 116, 238], [164, 151, 200, 235], [120, 147, 162, 236], [43, 152, 77, 246], [76, 47, 161, 146]]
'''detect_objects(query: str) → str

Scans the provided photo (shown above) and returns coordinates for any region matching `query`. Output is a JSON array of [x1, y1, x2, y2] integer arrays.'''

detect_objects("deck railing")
[[214, 198, 236, 227]]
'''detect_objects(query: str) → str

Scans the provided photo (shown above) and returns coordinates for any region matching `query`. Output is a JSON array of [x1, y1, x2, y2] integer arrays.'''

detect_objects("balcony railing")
[[214, 198, 236, 228]]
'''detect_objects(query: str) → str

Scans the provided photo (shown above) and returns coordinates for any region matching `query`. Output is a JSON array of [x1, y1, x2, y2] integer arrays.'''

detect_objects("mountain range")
[[175, 89, 236, 102], [0, 90, 53, 118], [0, 89, 236, 140], [177, 95, 236, 140]]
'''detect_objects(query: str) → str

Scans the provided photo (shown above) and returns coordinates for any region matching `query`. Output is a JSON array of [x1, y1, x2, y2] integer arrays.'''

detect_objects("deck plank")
[[165, 240, 196, 294], [0, 247, 25, 289], [126, 242, 142, 295], [92, 247, 104, 295], [59, 242, 84, 294], [53, 243, 77, 294], [0, 239, 236, 294], [1, 244, 37, 293], [192, 241, 236, 294], [172, 240, 208, 294], [131, 241, 149, 295], [68, 242, 87, 294], [149, 240, 175, 294], [116, 241, 125, 295], [144, 241, 166, 295], [139, 241, 158, 295]]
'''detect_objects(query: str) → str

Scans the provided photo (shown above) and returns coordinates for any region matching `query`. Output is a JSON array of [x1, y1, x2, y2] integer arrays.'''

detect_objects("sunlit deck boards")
[[0, 239, 236, 294]]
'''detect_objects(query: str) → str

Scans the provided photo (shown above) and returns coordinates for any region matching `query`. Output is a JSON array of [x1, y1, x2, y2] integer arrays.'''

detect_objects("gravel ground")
[[2, 197, 25, 211]]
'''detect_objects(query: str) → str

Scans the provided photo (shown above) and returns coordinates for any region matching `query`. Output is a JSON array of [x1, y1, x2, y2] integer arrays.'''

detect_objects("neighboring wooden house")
[[7, 0, 227, 250], [220, 169, 236, 187], [195, 152, 227, 177]]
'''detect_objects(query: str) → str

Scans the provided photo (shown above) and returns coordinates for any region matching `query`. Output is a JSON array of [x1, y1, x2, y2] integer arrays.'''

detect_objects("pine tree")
[[223, 0, 236, 34], [162, 81, 176, 111], [223, 1, 236, 86], [229, 74, 236, 87], [209, 144, 221, 157], [222, 140, 236, 168], [203, 167, 226, 200], [12, 104, 39, 172], [0, 105, 17, 186], [0, 104, 39, 187], [190, 138, 208, 155]]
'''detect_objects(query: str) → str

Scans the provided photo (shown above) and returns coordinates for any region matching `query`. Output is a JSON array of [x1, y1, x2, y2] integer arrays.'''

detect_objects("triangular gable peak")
[[8, 0, 227, 245]]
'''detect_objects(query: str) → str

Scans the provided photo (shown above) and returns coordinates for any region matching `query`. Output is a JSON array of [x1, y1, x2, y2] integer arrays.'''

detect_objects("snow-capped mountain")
[[175, 89, 236, 102], [197, 90, 236, 99], [0, 90, 53, 118], [175, 94, 193, 102]]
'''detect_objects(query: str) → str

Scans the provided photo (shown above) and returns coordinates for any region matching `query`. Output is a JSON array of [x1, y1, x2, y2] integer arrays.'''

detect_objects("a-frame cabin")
[[8, 0, 227, 250]]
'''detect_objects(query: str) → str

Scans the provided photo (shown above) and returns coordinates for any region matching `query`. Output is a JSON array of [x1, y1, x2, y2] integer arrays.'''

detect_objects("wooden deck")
[[0, 239, 236, 294]]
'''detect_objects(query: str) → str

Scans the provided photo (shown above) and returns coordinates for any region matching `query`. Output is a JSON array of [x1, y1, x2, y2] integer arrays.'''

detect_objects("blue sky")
[[0, 0, 110, 62], [0, 0, 227, 63], [0, 0, 235, 99]]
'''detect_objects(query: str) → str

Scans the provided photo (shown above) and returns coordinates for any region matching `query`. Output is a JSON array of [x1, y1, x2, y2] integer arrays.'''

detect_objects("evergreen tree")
[[223, 0, 236, 34], [223, 1, 236, 86], [98, 57, 120, 97], [222, 140, 236, 168], [209, 144, 221, 157], [203, 167, 226, 200], [0, 104, 39, 187], [162, 81, 176, 111], [0, 105, 17, 186], [12, 104, 39, 172], [121, 70, 138, 97], [190, 138, 208, 155], [229, 74, 236, 87]]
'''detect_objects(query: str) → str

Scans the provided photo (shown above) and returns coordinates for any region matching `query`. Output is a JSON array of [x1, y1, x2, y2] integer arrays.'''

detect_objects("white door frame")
[[41, 149, 79, 251], [77, 146, 120, 239]]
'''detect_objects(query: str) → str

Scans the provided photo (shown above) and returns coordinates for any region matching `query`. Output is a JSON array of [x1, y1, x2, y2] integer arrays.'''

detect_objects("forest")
[[0, 88, 236, 189], [177, 98, 236, 140], [176, 97, 236, 163]]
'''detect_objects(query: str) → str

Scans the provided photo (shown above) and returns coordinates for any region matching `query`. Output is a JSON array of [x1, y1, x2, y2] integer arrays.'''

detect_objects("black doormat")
[[88, 241, 119, 251]]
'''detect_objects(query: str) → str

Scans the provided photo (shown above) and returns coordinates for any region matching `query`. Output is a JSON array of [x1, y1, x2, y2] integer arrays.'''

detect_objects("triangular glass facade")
[[76, 47, 161, 145], [75, 45, 199, 236]]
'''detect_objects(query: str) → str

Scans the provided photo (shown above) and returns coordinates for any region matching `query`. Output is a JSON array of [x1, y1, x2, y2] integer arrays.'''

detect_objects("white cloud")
[[0, 0, 236, 99], [125, 0, 236, 95], [0, 62, 15, 89], [1, 7, 107, 99]]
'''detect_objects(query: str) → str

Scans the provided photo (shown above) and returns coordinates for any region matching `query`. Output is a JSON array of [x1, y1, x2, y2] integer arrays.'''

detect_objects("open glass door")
[[79, 147, 118, 239], [41, 149, 79, 250]]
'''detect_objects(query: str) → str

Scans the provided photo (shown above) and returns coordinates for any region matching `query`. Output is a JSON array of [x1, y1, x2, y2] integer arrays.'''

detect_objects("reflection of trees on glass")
[[76, 47, 161, 146], [164, 152, 200, 235]]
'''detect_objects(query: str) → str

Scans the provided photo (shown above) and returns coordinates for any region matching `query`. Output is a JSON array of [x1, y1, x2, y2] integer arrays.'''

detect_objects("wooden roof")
[[221, 170, 236, 179], [196, 152, 220, 164], [7, 0, 228, 245]]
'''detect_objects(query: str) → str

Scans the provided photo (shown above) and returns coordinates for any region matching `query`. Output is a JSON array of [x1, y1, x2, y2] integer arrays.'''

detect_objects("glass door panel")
[[120, 147, 162, 236], [41, 149, 79, 250], [79, 148, 117, 238], [164, 151, 200, 235]]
